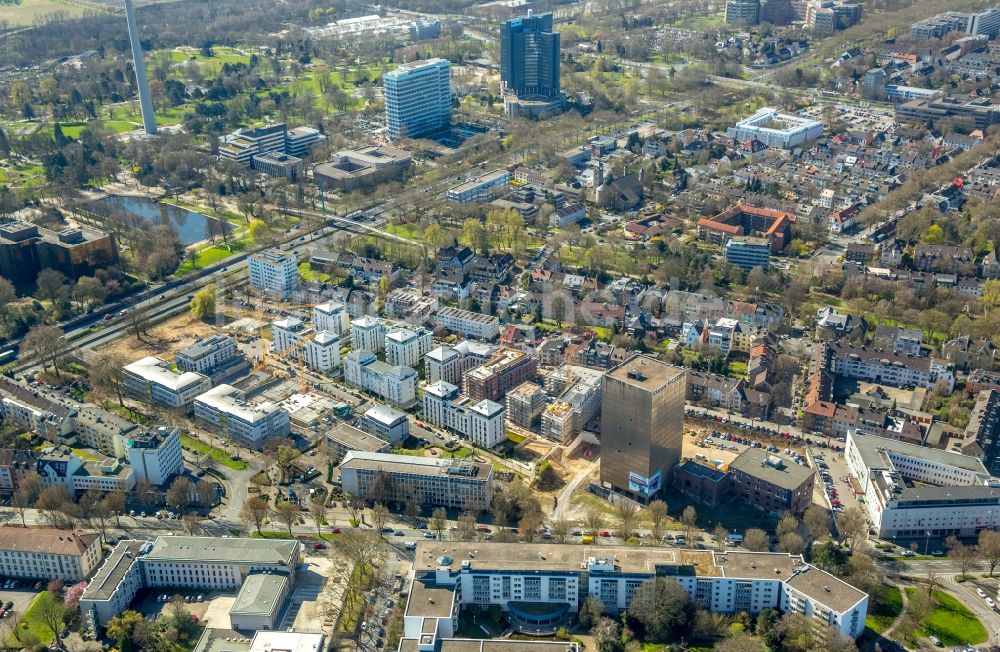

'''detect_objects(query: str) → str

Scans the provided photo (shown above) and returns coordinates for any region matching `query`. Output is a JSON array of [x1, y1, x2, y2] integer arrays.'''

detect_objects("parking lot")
[[0, 581, 44, 621]]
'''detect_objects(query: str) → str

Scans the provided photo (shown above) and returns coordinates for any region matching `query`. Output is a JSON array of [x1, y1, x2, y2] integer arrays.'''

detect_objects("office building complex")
[[343, 351, 418, 408], [0, 529, 102, 582], [729, 448, 815, 515], [125, 425, 184, 487], [386, 326, 435, 368], [499, 12, 565, 117], [193, 385, 290, 449], [463, 348, 538, 403], [423, 381, 506, 448], [313, 146, 413, 192], [326, 422, 390, 462], [339, 451, 494, 511], [406, 542, 868, 639], [724, 237, 771, 271], [252, 152, 302, 181], [123, 356, 212, 409], [846, 431, 1000, 539], [248, 249, 299, 298], [219, 123, 320, 173], [0, 221, 119, 287], [446, 170, 512, 203], [727, 108, 823, 149], [601, 355, 685, 500], [80, 536, 299, 629], [726, 0, 761, 24], [912, 8, 1000, 39], [425, 341, 497, 386], [384, 58, 452, 140], [896, 95, 1000, 129]]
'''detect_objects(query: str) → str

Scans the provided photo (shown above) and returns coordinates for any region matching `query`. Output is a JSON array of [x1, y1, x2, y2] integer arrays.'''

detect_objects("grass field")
[[180, 433, 248, 470], [904, 589, 987, 646], [2, 0, 88, 27], [13, 592, 57, 646], [175, 236, 248, 276], [865, 586, 902, 635]]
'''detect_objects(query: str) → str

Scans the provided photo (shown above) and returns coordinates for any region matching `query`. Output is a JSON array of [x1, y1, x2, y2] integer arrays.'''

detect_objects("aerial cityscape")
[[0, 0, 1000, 650]]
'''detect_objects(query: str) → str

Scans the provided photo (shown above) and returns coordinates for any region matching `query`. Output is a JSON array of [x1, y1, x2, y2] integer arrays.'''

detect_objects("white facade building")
[[727, 108, 823, 148], [406, 543, 868, 641], [193, 385, 291, 449], [0, 528, 102, 582], [343, 351, 418, 408], [248, 249, 299, 297], [313, 301, 351, 336], [424, 341, 496, 385], [435, 307, 501, 340], [174, 335, 240, 375], [386, 326, 434, 368], [272, 317, 341, 372], [80, 540, 147, 629], [422, 381, 506, 448], [122, 356, 212, 409], [845, 430, 1000, 539], [125, 425, 184, 487], [351, 316, 387, 353]]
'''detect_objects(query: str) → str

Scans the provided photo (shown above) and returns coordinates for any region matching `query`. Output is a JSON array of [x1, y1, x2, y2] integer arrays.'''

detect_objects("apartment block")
[[175, 335, 249, 383], [248, 249, 299, 298], [351, 316, 387, 353], [728, 448, 815, 516], [425, 341, 497, 386], [435, 307, 501, 340], [123, 356, 212, 409], [386, 326, 435, 368], [313, 301, 351, 337], [343, 351, 418, 408], [193, 384, 291, 449], [505, 382, 547, 429], [423, 381, 506, 448], [463, 348, 538, 403], [446, 170, 512, 203]]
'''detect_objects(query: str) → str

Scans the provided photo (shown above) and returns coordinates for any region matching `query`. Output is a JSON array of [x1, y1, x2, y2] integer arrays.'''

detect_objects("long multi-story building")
[[463, 348, 538, 403], [326, 423, 390, 463], [0, 377, 75, 441], [405, 542, 868, 640], [248, 249, 299, 298], [724, 236, 771, 271], [423, 381, 506, 449], [0, 528, 103, 582], [123, 356, 212, 409], [846, 430, 1000, 539], [80, 536, 299, 628], [343, 351, 418, 408], [601, 355, 685, 500], [725, 0, 761, 24], [73, 406, 140, 457], [446, 170, 512, 203], [339, 451, 494, 511], [435, 307, 501, 340], [313, 146, 413, 192], [911, 8, 1000, 39], [425, 341, 496, 386], [386, 326, 435, 368], [964, 389, 1000, 474], [822, 342, 954, 393], [193, 385, 290, 449], [727, 108, 823, 149], [384, 58, 452, 140]]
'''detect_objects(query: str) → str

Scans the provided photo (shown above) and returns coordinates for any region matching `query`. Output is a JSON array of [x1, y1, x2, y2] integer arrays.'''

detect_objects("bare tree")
[[681, 505, 697, 544], [947, 536, 978, 580], [457, 513, 477, 541], [273, 501, 300, 536], [584, 509, 605, 542], [551, 517, 571, 543], [646, 499, 668, 542], [240, 495, 270, 536], [308, 493, 327, 539], [979, 529, 1000, 577], [743, 528, 770, 552], [22, 324, 65, 378], [431, 507, 447, 538], [803, 505, 831, 542], [12, 473, 41, 527], [89, 351, 127, 406], [713, 524, 729, 551], [836, 506, 868, 549], [344, 494, 365, 525], [371, 504, 390, 536], [616, 500, 640, 540]]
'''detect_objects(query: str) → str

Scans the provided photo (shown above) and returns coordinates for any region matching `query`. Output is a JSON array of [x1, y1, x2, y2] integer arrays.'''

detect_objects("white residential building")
[[351, 316, 387, 353], [845, 430, 1000, 539], [80, 540, 147, 629], [272, 317, 341, 372], [313, 301, 351, 336], [422, 380, 506, 448], [35, 447, 136, 494], [193, 385, 291, 449], [0, 529, 102, 582], [0, 377, 75, 441], [727, 108, 823, 149], [343, 351, 418, 408], [360, 404, 410, 443], [386, 326, 434, 368], [122, 356, 212, 409], [248, 249, 299, 298], [174, 335, 240, 375], [406, 543, 868, 641], [424, 341, 496, 386], [125, 425, 184, 487], [435, 307, 501, 340]]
